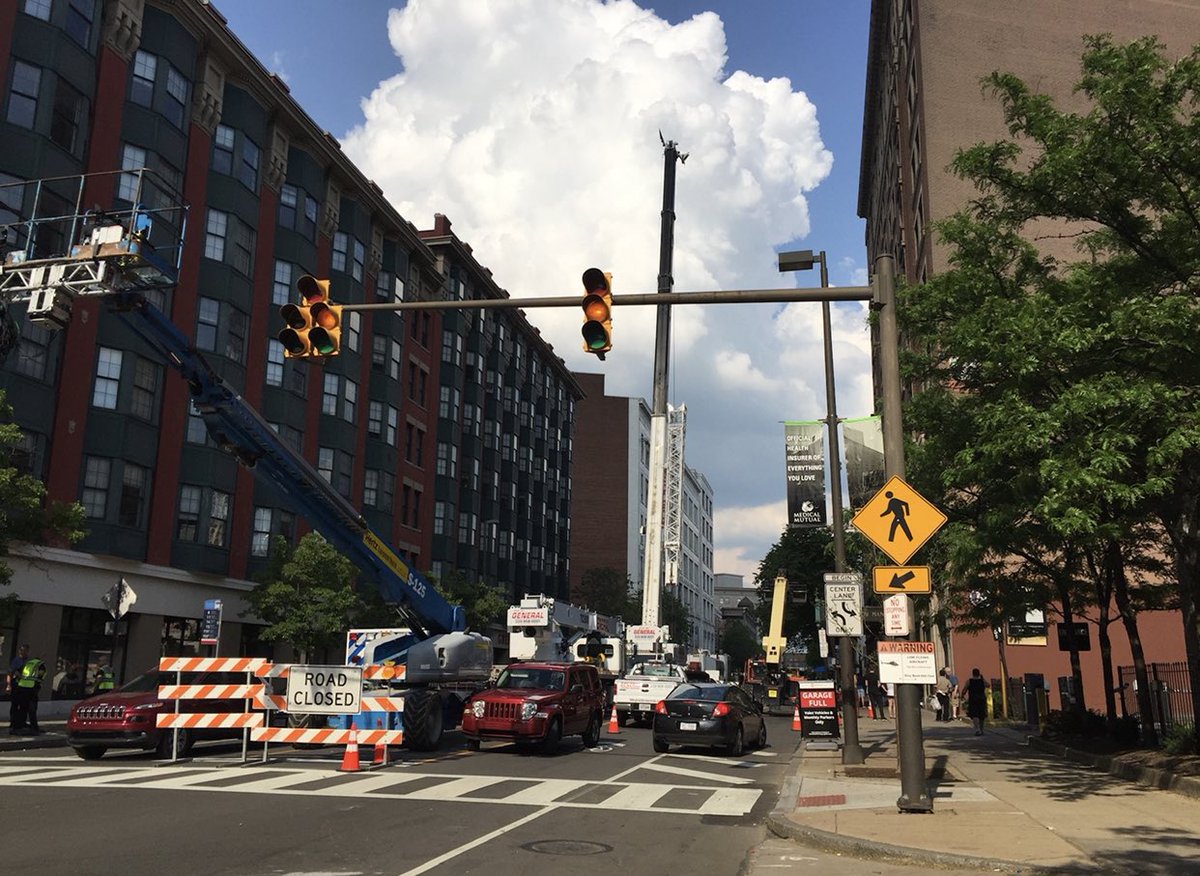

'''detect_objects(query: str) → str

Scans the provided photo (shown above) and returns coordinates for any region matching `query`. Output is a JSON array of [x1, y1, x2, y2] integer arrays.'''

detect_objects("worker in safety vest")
[[95, 663, 116, 692], [8, 645, 46, 735]]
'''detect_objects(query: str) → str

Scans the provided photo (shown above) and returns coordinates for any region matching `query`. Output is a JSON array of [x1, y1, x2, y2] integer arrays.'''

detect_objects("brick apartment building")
[[0, 0, 578, 701], [858, 0, 1197, 708]]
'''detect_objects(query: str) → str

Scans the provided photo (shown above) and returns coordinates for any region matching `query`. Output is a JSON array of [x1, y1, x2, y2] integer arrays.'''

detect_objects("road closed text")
[[286, 666, 364, 715]]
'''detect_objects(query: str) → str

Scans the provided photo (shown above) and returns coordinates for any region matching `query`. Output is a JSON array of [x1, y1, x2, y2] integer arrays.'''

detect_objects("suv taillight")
[[713, 702, 731, 717], [655, 700, 668, 715]]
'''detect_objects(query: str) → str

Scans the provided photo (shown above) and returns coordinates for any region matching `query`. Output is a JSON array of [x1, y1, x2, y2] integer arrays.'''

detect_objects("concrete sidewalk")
[[1, 720, 70, 752], [767, 718, 1200, 874]]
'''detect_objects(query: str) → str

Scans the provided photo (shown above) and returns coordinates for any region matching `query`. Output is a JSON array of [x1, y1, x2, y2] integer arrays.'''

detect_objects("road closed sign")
[[287, 665, 363, 715]]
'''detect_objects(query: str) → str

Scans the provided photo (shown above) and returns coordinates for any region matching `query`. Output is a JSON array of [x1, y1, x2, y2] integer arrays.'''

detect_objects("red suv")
[[66, 667, 248, 760], [462, 662, 605, 754]]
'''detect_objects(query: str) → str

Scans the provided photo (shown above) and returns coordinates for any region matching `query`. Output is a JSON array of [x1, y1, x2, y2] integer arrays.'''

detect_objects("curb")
[[1026, 736, 1200, 801], [0, 732, 70, 752], [765, 812, 1088, 874]]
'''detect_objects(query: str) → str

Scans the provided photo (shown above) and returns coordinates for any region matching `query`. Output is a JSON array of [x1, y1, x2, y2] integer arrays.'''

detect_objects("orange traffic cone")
[[608, 703, 620, 734], [339, 723, 361, 772], [372, 719, 386, 765], [791, 703, 802, 732], [867, 699, 875, 720]]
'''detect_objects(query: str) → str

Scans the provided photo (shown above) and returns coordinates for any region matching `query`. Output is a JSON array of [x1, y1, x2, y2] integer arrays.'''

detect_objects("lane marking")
[[397, 806, 555, 876], [636, 761, 755, 785]]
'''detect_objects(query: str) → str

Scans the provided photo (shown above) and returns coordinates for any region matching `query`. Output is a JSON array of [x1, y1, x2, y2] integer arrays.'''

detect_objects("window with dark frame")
[[7, 61, 41, 129], [118, 463, 148, 527], [130, 50, 155, 107]]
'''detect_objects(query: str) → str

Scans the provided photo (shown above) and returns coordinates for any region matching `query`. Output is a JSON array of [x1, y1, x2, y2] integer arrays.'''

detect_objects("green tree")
[[573, 566, 638, 623], [719, 620, 759, 670], [246, 533, 362, 662], [0, 389, 85, 622], [899, 35, 1200, 740], [660, 588, 694, 648], [431, 569, 508, 632]]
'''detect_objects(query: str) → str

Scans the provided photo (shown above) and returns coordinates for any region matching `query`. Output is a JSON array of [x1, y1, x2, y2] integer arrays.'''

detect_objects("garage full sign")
[[287, 665, 363, 715]]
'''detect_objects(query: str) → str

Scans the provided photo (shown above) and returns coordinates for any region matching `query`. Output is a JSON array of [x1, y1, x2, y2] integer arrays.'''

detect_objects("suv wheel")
[[75, 746, 106, 761], [582, 711, 601, 748], [155, 728, 191, 759], [539, 718, 561, 755]]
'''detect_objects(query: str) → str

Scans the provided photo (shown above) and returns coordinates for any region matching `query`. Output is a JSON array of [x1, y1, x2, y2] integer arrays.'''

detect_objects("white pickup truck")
[[613, 661, 688, 726]]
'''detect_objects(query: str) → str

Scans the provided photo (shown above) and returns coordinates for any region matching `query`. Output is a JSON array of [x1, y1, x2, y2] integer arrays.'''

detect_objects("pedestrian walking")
[[8, 644, 47, 735], [873, 681, 890, 720], [935, 668, 954, 721], [965, 668, 988, 735]]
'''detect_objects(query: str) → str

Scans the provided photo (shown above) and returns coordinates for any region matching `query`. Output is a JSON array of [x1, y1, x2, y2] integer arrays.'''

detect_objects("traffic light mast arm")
[[110, 291, 467, 636]]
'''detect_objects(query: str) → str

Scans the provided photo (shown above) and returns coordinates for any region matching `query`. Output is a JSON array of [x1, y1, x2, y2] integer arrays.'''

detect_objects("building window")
[[266, 339, 284, 387], [390, 340, 401, 380], [371, 335, 388, 371], [229, 218, 254, 276], [92, 347, 121, 409], [186, 401, 209, 445], [164, 64, 188, 128], [343, 378, 357, 424], [118, 463, 148, 527], [208, 491, 229, 547], [273, 260, 293, 306], [65, 0, 95, 49], [118, 143, 146, 202], [386, 407, 398, 446], [239, 137, 260, 191], [14, 318, 50, 380], [130, 50, 155, 107], [196, 297, 219, 351], [436, 442, 457, 478], [322, 372, 339, 415], [23, 0, 52, 21], [278, 184, 297, 228], [376, 270, 392, 301], [332, 232, 348, 273], [303, 194, 318, 240], [251, 507, 272, 557], [363, 470, 379, 508], [225, 308, 247, 363], [368, 401, 383, 438], [177, 485, 201, 540], [347, 312, 360, 352], [318, 447, 334, 483], [50, 76, 86, 155], [82, 457, 110, 519], [204, 209, 227, 261], [351, 239, 365, 282], [287, 357, 307, 397], [213, 124, 235, 174], [131, 358, 159, 421], [7, 61, 41, 130]]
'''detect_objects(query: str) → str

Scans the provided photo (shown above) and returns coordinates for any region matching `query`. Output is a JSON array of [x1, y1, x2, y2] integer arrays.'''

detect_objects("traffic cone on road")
[[791, 703, 802, 732], [339, 723, 361, 773], [608, 703, 620, 734], [372, 719, 387, 765], [867, 699, 875, 720]]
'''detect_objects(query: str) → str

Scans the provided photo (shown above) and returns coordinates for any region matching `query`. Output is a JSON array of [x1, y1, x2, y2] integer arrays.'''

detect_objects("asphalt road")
[[2, 714, 808, 876]]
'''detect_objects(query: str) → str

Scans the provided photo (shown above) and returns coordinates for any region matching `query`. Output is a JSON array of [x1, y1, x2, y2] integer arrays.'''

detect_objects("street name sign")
[[852, 476, 947, 564], [824, 576, 863, 637], [872, 565, 932, 595], [877, 641, 937, 684]]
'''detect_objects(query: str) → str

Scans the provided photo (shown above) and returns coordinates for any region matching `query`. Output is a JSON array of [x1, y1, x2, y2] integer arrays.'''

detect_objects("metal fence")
[[988, 677, 1028, 722], [1117, 662, 1196, 735]]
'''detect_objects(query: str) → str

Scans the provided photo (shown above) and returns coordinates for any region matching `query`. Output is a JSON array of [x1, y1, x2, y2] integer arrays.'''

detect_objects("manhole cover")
[[521, 840, 613, 856]]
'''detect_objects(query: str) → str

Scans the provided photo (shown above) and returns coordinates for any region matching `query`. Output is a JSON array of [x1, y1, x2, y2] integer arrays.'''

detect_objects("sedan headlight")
[[472, 700, 485, 718], [520, 702, 538, 721]]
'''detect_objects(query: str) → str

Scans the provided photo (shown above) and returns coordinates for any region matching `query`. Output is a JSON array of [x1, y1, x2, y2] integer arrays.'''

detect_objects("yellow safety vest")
[[97, 667, 115, 691], [17, 658, 45, 688]]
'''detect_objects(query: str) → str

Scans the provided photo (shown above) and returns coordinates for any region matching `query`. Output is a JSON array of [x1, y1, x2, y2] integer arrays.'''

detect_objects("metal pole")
[[819, 253, 863, 765], [641, 140, 684, 634], [110, 577, 123, 685], [876, 254, 932, 812]]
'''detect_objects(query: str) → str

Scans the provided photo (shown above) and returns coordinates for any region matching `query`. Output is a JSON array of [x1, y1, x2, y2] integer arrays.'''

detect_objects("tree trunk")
[[997, 628, 1010, 718], [1159, 491, 1200, 752], [1097, 619, 1117, 723], [1057, 579, 1087, 718], [1112, 546, 1157, 748]]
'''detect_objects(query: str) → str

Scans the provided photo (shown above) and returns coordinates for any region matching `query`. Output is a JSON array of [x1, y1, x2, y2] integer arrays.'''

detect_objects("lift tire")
[[404, 689, 444, 752]]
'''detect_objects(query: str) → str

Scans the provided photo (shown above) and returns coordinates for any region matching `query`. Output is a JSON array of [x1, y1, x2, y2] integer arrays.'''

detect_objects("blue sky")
[[219, 0, 874, 581]]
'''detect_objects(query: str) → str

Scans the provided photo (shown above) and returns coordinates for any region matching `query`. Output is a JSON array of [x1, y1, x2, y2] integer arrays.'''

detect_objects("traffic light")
[[277, 275, 342, 358], [581, 268, 613, 359]]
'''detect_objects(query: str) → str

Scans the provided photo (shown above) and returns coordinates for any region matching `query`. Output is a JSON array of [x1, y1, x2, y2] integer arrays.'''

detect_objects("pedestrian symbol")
[[851, 476, 947, 564]]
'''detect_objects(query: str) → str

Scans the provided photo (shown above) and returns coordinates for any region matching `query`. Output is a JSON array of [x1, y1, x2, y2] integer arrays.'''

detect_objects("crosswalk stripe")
[[0, 765, 762, 816], [636, 761, 754, 785]]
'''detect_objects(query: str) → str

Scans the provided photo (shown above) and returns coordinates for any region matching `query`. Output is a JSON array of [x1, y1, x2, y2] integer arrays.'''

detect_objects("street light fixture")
[[778, 248, 865, 766]]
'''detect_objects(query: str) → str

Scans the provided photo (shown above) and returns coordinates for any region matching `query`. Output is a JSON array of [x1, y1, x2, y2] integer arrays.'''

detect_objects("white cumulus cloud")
[[341, 0, 870, 579]]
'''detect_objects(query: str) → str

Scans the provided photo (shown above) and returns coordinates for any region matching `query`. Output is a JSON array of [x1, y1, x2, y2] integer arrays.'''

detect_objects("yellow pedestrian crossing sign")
[[852, 476, 947, 564]]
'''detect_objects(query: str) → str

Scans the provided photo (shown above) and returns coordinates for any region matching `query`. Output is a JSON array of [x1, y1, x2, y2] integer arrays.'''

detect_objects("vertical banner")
[[784, 421, 826, 527], [843, 415, 885, 510]]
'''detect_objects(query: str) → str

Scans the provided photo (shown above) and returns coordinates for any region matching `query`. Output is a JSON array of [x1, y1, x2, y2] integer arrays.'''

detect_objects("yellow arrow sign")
[[872, 566, 932, 595], [852, 476, 947, 564]]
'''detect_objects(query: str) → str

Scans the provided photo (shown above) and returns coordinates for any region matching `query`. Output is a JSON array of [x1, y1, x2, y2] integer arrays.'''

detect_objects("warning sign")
[[877, 641, 937, 684], [852, 476, 947, 564]]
